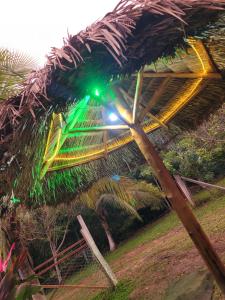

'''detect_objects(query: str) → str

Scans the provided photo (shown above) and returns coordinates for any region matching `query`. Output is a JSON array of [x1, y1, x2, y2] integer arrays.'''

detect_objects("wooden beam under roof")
[[133, 71, 143, 124], [68, 125, 129, 134], [135, 72, 222, 79], [119, 87, 167, 129], [101, 107, 108, 157]]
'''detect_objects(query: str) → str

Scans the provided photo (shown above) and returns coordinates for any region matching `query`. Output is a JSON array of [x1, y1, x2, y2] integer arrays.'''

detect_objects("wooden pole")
[[129, 124, 225, 294], [77, 215, 118, 288], [174, 175, 195, 207], [181, 176, 225, 191]]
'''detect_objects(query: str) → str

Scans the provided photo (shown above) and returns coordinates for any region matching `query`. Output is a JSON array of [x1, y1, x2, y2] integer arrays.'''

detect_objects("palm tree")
[[77, 176, 164, 251], [0, 48, 36, 102], [0, 48, 39, 296]]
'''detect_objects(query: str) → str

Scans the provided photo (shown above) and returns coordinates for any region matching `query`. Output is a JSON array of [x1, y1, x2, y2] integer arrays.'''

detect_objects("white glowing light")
[[108, 112, 118, 122]]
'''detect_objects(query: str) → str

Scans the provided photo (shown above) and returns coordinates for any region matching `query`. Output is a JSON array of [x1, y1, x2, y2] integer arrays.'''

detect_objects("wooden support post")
[[129, 124, 225, 294], [174, 175, 195, 207], [77, 215, 118, 288]]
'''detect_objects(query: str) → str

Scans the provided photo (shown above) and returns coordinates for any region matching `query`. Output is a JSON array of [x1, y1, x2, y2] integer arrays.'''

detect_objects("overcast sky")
[[0, 0, 119, 66]]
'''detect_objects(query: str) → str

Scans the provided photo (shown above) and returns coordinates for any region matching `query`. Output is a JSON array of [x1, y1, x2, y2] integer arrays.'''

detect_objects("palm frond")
[[76, 176, 164, 220], [0, 48, 36, 102]]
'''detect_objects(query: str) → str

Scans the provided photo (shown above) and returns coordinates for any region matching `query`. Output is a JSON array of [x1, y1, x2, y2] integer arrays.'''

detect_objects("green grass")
[[92, 281, 134, 300], [107, 212, 179, 262], [107, 178, 225, 263], [194, 178, 225, 206], [53, 179, 225, 300]]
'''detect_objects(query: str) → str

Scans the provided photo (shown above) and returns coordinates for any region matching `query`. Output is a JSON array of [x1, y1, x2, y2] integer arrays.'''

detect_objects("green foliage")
[[130, 164, 156, 183], [92, 281, 134, 300], [15, 282, 41, 300], [162, 105, 225, 181]]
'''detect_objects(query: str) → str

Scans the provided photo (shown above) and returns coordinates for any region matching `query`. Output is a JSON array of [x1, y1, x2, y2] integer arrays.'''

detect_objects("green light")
[[95, 89, 100, 97], [11, 197, 21, 204]]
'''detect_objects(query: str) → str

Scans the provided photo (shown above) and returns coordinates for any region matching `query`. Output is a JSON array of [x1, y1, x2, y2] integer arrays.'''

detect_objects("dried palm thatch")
[[1, 0, 225, 145], [1, 0, 225, 205]]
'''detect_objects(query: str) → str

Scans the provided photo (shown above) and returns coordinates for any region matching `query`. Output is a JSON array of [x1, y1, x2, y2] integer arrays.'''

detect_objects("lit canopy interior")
[[41, 38, 222, 176]]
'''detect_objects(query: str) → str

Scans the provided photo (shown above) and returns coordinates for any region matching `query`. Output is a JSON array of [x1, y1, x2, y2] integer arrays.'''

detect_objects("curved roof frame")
[[41, 38, 221, 177]]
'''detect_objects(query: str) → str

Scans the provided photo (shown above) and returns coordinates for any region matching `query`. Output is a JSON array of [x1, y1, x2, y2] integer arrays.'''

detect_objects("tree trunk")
[[98, 210, 116, 252], [130, 124, 225, 294], [101, 219, 116, 252], [50, 243, 62, 284]]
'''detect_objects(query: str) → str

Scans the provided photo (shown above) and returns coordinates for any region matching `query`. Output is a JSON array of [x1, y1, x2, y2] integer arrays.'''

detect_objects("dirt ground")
[[52, 200, 225, 300]]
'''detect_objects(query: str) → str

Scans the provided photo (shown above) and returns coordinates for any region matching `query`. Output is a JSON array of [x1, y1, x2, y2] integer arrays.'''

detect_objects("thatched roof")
[[1, 0, 225, 205], [1, 0, 225, 144]]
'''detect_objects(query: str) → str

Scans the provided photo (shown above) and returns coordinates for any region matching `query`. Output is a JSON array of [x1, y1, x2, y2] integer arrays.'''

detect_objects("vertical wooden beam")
[[129, 124, 225, 294], [119, 87, 167, 128], [77, 215, 118, 288], [133, 71, 143, 124]]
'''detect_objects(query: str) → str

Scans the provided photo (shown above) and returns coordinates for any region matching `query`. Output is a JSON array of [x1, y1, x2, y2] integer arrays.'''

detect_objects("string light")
[[45, 39, 212, 171], [45, 113, 63, 162]]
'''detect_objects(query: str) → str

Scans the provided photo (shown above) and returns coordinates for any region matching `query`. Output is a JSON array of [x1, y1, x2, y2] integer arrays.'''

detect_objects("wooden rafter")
[[103, 130, 108, 157], [119, 87, 133, 105], [138, 72, 221, 79], [133, 71, 143, 124], [146, 111, 168, 129], [68, 125, 129, 134], [138, 78, 170, 122], [101, 107, 108, 157]]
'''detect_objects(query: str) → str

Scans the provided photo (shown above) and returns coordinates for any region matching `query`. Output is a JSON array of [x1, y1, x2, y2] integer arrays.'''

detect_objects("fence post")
[[77, 215, 118, 288]]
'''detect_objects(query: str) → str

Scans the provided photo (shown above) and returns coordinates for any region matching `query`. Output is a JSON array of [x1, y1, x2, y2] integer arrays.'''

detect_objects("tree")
[[18, 203, 75, 284], [76, 177, 164, 251], [162, 104, 225, 181], [0, 48, 36, 260]]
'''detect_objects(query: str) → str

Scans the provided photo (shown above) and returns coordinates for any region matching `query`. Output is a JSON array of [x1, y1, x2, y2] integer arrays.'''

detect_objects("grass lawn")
[[52, 179, 225, 300]]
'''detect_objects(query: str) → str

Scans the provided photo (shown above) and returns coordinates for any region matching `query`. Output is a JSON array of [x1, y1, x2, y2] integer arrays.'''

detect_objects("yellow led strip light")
[[43, 113, 54, 161], [44, 113, 63, 162], [48, 39, 219, 171]]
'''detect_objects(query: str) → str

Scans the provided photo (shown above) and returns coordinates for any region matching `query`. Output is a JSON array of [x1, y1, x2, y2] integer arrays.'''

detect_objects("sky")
[[0, 0, 119, 66]]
